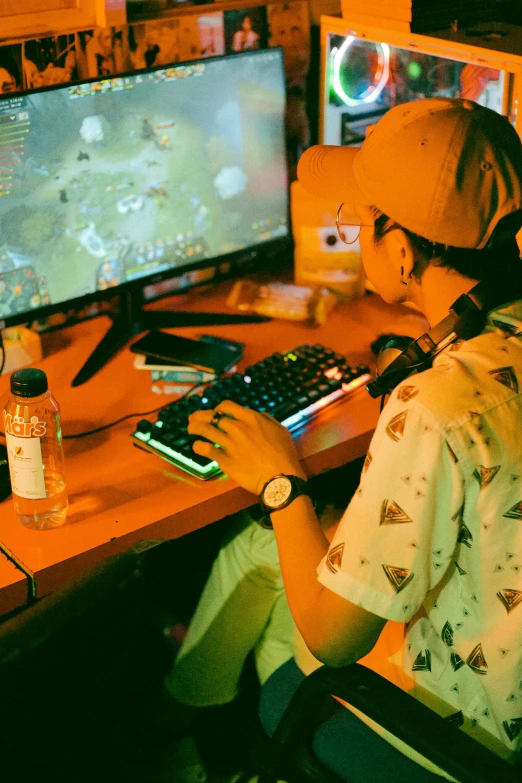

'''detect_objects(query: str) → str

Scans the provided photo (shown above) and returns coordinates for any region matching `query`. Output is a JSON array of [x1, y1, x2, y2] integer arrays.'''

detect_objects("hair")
[[371, 207, 522, 282], [0, 53, 20, 87]]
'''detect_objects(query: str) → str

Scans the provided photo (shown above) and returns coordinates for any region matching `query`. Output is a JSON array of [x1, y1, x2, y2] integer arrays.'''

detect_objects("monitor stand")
[[71, 287, 270, 387]]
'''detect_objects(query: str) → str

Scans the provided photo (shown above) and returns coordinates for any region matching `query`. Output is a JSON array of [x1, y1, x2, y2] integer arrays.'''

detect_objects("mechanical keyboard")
[[131, 343, 372, 479]]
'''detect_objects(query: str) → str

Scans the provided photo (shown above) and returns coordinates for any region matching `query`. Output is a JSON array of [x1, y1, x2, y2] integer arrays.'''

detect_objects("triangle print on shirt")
[[491, 319, 522, 337], [503, 718, 522, 742], [504, 501, 522, 521], [497, 588, 522, 613], [473, 465, 501, 488], [467, 643, 488, 675], [457, 524, 473, 548], [396, 385, 419, 402], [382, 564, 414, 593], [326, 543, 344, 574], [380, 500, 413, 526], [385, 411, 408, 442], [488, 366, 518, 393], [412, 649, 431, 671]]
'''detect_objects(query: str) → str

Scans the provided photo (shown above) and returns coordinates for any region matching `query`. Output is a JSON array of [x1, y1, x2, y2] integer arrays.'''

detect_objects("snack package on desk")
[[291, 181, 366, 298], [226, 280, 339, 326]]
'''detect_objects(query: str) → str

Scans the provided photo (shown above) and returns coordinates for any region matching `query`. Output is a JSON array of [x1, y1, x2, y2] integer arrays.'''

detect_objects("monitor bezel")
[[0, 47, 291, 329]]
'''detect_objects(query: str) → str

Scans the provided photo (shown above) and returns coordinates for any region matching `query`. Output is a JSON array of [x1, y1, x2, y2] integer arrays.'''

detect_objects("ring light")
[[332, 37, 390, 106]]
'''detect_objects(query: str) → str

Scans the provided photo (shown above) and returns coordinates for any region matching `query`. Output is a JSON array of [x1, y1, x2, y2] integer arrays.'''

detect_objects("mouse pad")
[[0, 443, 11, 503]]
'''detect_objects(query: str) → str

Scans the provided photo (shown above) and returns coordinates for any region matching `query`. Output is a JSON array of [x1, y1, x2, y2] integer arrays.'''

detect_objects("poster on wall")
[[267, 1, 311, 176], [76, 27, 129, 80], [177, 12, 225, 61], [223, 7, 268, 54], [267, 0, 310, 87], [142, 19, 182, 65], [22, 35, 78, 90], [119, 15, 224, 71], [0, 44, 23, 95]]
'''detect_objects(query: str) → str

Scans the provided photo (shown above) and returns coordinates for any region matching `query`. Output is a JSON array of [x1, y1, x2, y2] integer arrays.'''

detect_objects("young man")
[[179, 98, 522, 778]]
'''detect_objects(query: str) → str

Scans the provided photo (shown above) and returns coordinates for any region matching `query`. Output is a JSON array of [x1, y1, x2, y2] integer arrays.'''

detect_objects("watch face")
[[263, 476, 293, 509]]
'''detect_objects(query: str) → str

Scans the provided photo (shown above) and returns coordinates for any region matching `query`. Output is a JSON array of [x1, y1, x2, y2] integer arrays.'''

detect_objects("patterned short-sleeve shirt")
[[317, 299, 522, 765]]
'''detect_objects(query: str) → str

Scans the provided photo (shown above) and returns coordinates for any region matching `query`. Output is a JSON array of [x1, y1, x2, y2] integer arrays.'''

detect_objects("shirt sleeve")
[[317, 389, 464, 623]]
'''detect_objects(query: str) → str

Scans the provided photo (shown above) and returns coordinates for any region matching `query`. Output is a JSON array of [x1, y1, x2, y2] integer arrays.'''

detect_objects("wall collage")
[[0, 0, 311, 175]]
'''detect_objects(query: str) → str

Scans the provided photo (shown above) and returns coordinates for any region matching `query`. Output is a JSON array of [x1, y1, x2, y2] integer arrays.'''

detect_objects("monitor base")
[[71, 291, 270, 387]]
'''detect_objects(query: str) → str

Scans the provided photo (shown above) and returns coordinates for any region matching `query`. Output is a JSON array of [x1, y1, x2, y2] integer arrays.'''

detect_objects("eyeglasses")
[[336, 203, 374, 245]]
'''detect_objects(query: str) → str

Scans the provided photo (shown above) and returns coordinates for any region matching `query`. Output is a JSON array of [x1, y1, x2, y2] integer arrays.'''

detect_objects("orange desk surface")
[[0, 553, 27, 615], [0, 282, 426, 598]]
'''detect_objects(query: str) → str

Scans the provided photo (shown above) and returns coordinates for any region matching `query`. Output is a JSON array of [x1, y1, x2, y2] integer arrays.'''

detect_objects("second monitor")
[[320, 17, 522, 146]]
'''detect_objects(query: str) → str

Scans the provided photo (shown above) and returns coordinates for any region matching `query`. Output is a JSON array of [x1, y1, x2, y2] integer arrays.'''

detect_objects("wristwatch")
[[258, 474, 313, 515]]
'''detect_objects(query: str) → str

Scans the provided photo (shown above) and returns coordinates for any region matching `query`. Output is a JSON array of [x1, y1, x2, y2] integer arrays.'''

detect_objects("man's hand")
[[187, 399, 306, 495]]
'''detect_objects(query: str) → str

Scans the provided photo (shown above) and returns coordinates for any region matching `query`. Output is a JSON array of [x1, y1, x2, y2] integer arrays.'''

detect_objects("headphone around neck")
[[366, 277, 522, 399]]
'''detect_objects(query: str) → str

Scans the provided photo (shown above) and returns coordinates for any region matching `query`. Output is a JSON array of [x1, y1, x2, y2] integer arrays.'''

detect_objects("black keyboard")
[[131, 343, 371, 479]]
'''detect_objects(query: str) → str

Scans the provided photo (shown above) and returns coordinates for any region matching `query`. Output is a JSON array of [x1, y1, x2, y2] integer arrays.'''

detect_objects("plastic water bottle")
[[3, 368, 68, 530]]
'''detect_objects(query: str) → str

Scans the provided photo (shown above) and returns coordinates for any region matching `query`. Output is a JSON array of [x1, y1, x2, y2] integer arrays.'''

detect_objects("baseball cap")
[[297, 98, 522, 249]]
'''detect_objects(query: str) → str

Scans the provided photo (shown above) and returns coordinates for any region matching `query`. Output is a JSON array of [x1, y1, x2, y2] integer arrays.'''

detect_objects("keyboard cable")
[[0, 377, 215, 441]]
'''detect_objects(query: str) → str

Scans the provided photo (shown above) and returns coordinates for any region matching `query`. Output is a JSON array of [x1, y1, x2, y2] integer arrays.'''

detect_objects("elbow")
[[312, 647, 358, 668], [292, 592, 385, 669], [305, 636, 374, 669]]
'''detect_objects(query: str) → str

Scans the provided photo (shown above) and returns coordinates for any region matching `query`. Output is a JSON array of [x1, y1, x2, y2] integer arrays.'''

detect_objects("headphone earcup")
[[375, 335, 415, 376]]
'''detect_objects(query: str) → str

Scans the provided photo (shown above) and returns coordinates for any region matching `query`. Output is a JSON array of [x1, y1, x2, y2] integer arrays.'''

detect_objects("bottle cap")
[[10, 368, 48, 398]]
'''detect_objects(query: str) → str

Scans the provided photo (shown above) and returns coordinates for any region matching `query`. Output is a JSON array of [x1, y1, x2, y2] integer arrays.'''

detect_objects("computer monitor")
[[320, 16, 522, 146], [0, 48, 290, 384]]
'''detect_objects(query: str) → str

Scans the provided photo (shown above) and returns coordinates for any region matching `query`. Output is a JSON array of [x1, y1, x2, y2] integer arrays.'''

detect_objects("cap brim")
[[297, 145, 365, 223]]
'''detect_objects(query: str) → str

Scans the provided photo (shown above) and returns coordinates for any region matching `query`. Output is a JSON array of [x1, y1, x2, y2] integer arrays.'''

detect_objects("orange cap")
[[298, 98, 522, 249]]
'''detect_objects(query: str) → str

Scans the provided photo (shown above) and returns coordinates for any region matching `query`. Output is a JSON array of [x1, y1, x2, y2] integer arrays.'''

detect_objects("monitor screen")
[[323, 32, 507, 146], [0, 49, 289, 324]]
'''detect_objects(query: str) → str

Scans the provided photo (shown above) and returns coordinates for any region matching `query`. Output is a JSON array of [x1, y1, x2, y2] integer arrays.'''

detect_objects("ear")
[[385, 228, 416, 280]]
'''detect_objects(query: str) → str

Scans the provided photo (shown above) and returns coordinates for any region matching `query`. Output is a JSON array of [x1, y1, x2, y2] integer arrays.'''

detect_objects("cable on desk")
[[62, 407, 168, 439], [63, 379, 210, 439], [0, 365, 237, 442], [0, 379, 210, 441]]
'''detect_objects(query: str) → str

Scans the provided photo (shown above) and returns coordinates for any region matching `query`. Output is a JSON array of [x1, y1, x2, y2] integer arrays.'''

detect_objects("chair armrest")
[[268, 663, 519, 783]]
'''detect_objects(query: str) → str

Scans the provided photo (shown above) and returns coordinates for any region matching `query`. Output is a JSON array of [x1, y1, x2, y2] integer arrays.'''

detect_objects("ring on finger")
[[210, 410, 225, 430]]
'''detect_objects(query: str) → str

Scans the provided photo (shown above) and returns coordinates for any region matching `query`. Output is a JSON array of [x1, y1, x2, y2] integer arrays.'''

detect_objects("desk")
[[0, 281, 426, 601], [0, 552, 28, 615]]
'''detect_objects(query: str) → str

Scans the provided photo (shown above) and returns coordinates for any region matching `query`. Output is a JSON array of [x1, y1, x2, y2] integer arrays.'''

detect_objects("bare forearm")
[[270, 496, 330, 637], [270, 495, 386, 665]]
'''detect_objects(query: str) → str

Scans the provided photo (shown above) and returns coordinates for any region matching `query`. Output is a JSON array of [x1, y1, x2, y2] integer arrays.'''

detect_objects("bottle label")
[[3, 413, 47, 438], [5, 432, 46, 500]]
